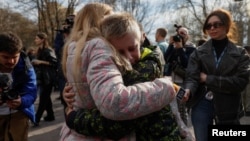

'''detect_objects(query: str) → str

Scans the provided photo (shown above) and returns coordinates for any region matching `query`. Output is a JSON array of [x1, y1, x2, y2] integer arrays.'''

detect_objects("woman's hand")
[[63, 84, 75, 109], [182, 89, 190, 102], [200, 72, 207, 83], [173, 83, 180, 93], [32, 59, 50, 65], [173, 41, 183, 49], [31, 59, 42, 65]]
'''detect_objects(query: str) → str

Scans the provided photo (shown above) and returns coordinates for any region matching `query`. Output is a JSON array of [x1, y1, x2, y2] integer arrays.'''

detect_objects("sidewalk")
[[28, 90, 250, 141], [28, 90, 64, 141]]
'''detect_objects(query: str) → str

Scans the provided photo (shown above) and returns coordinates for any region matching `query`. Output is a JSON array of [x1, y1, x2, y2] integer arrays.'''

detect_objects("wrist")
[[65, 110, 77, 129], [65, 107, 71, 115]]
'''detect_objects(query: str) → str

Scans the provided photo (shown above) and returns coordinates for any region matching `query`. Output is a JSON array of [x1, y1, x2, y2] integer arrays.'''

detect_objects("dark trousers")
[[35, 83, 54, 123], [58, 75, 67, 108]]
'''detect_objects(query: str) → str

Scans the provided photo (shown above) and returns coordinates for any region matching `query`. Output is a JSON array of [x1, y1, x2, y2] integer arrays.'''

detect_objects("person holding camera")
[[164, 25, 196, 125], [0, 32, 37, 141]]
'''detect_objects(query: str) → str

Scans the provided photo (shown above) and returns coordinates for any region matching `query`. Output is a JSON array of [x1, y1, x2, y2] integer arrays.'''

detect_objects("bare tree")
[[4, 0, 249, 46], [160, 0, 248, 46], [0, 8, 38, 48], [14, 0, 79, 48], [229, 0, 250, 46], [83, 0, 167, 40]]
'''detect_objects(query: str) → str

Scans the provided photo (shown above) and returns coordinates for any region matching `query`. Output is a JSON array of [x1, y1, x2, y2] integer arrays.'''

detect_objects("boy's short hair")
[[0, 32, 23, 54]]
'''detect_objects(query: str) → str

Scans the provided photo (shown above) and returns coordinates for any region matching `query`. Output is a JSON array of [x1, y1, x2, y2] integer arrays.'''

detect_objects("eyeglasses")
[[205, 22, 224, 30]]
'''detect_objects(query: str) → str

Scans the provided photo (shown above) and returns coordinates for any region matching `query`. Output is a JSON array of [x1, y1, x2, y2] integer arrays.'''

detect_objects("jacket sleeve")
[[19, 67, 37, 109], [43, 48, 58, 68], [184, 49, 201, 97], [66, 108, 133, 140], [15, 54, 37, 109], [86, 39, 176, 120]]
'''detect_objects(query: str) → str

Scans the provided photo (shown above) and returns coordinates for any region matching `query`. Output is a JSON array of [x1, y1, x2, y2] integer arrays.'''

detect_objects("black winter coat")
[[36, 48, 57, 85], [185, 39, 250, 121]]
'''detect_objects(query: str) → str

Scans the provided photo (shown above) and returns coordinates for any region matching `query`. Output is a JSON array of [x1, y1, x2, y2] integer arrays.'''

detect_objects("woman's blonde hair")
[[61, 2, 113, 82]]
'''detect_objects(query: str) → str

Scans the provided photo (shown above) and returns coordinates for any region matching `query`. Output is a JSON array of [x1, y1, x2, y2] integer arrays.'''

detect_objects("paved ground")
[[28, 90, 64, 141], [28, 90, 250, 141]]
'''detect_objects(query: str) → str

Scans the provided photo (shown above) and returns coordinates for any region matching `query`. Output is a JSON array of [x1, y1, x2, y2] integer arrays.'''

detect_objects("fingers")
[[6, 97, 21, 109], [182, 89, 190, 102], [63, 85, 75, 108], [64, 85, 72, 93], [173, 83, 180, 93]]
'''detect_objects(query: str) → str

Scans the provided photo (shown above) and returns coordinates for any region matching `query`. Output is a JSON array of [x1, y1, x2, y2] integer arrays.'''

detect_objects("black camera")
[[64, 15, 75, 28], [173, 34, 182, 42], [0, 73, 18, 102], [56, 15, 75, 34], [172, 24, 183, 42], [61, 25, 72, 34]]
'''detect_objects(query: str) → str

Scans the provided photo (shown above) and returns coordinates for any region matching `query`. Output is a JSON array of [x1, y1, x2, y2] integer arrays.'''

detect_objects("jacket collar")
[[199, 39, 241, 56]]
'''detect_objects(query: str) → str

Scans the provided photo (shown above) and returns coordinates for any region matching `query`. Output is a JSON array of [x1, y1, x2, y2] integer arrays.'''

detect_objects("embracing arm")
[[63, 86, 133, 139], [13, 54, 37, 109]]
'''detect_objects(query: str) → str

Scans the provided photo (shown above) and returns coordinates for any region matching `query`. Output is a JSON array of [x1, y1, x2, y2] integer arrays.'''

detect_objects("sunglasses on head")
[[205, 22, 224, 30]]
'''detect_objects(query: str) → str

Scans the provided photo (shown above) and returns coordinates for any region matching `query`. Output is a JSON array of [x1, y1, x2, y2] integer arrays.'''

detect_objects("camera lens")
[[173, 35, 181, 42]]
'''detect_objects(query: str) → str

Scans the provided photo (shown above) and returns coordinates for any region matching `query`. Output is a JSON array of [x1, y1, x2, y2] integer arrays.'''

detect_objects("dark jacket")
[[13, 51, 37, 122], [164, 43, 196, 78], [36, 48, 57, 85], [185, 39, 250, 121]]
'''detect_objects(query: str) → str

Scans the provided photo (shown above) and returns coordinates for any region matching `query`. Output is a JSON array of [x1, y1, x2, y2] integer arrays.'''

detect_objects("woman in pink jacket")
[[60, 3, 177, 141]]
